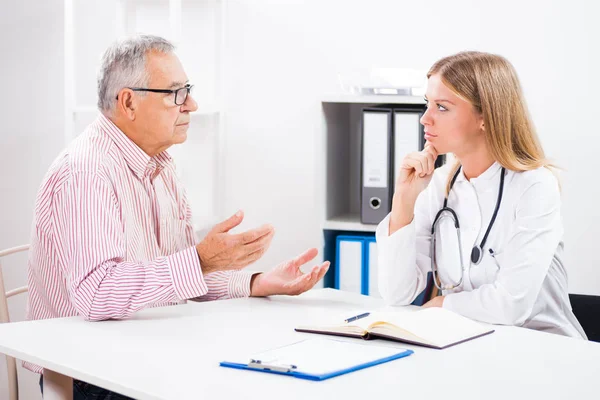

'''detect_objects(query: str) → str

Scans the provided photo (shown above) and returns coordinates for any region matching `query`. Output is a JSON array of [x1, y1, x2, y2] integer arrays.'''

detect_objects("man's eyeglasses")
[[117, 84, 194, 106]]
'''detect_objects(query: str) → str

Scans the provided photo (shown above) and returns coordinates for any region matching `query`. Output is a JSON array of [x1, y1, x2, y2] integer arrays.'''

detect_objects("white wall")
[[0, 1, 64, 398], [221, 0, 600, 294]]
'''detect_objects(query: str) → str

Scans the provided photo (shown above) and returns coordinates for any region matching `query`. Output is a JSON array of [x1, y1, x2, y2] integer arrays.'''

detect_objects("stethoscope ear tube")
[[431, 207, 460, 234], [430, 216, 465, 291]]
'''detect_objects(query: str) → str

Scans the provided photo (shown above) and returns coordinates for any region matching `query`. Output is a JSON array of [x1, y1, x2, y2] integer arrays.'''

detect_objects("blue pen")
[[344, 312, 370, 323]]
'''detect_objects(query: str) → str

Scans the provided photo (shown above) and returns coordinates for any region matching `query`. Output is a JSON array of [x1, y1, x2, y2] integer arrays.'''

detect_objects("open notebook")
[[296, 307, 494, 349]]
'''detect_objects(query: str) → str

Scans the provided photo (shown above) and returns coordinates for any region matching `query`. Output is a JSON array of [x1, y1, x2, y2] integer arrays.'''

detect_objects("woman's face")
[[420, 73, 485, 156]]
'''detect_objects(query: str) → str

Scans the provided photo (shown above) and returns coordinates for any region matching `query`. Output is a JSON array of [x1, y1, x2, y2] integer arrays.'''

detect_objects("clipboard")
[[219, 338, 413, 381]]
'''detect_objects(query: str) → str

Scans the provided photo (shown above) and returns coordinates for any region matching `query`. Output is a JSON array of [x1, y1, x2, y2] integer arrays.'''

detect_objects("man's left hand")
[[250, 248, 330, 297], [422, 295, 445, 308]]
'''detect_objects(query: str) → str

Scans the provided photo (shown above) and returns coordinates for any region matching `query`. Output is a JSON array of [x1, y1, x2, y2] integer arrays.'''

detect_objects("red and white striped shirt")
[[25, 114, 251, 373]]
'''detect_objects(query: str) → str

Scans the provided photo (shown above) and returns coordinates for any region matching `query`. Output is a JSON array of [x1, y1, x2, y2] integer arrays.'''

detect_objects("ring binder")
[[335, 235, 368, 295], [361, 108, 393, 224]]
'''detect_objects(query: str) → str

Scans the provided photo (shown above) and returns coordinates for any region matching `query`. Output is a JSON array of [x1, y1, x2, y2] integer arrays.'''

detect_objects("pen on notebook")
[[344, 312, 370, 323]]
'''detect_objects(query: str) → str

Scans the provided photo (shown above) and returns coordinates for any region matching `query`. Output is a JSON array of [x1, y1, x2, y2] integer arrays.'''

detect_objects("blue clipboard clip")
[[248, 359, 298, 373]]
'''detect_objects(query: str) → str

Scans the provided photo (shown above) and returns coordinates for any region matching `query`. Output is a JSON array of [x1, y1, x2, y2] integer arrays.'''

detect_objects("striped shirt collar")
[[97, 113, 173, 180]]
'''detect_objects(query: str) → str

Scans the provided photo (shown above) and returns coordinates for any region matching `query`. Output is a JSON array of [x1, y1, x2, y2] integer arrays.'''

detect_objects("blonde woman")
[[376, 51, 586, 338]]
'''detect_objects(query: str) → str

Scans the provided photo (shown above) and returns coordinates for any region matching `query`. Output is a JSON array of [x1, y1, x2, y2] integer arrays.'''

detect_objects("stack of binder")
[[334, 235, 378, 297], [334, 234, 434, 304], [361, 106, 444, 225]]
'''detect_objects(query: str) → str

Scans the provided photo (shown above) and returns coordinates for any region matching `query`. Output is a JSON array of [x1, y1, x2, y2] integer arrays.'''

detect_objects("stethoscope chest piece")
[[470, 245, 483, 265]]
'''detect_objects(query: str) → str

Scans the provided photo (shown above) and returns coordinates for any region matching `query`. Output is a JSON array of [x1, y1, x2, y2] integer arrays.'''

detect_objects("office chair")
[[569, 293, 600, 343]]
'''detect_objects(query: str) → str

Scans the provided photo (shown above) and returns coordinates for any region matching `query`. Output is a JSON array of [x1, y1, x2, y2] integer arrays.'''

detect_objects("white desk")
[[0, 289, 598, 399]]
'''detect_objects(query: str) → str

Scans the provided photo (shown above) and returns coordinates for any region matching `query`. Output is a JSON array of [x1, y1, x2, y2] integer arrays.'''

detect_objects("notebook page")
[[296, 309, 413, 335], [375, 308, 491, 346], [249, 338, 407, 375], [306, 310, 385, 332], [352, 310, 413, 331], [346, 313, 391, 331]]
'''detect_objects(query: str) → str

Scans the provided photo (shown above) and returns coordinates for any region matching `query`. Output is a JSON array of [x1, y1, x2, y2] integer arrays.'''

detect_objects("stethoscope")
[[430, 165, 506, 291]]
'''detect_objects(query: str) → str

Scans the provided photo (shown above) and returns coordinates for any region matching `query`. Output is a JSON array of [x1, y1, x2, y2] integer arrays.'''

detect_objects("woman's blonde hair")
[[427, 51, 554, 194]]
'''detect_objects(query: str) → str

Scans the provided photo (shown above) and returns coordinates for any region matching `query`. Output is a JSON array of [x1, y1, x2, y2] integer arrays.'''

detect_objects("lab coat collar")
[[454, 162, 503, 190]]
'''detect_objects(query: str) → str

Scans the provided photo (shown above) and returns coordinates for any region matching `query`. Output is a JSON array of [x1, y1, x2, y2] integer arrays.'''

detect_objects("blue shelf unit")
[[322, 229, 433, 306]]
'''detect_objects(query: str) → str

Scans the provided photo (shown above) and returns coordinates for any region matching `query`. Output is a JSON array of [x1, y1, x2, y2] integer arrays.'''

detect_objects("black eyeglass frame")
[[116, 84, 194, 106]]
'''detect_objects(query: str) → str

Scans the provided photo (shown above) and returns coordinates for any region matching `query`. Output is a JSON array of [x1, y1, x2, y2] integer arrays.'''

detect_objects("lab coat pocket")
[[469, 249, 502, 288], [486, 249, 503, 283]]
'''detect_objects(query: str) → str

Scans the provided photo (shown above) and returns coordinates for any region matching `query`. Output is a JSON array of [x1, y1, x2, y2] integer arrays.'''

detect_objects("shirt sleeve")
[[190, 270, 254, 301], [176, 179, 254, 301], [376, 180, 438, 305], [443, 173, 563, 326], [54, 172, 209, 321]]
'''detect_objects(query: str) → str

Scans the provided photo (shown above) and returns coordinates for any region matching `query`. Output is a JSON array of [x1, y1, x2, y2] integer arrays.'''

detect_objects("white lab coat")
[[376, 162, 586, 339]]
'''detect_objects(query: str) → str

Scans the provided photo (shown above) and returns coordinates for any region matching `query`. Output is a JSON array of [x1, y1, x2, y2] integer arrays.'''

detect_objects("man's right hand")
[[196, 211, 275, 274]]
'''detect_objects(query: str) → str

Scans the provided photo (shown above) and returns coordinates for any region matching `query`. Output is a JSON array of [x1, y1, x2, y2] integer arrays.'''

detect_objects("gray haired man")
[[28, 34, 329, 399]]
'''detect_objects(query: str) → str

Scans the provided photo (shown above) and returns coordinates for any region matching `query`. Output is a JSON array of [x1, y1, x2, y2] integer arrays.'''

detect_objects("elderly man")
[[26, 34, 329, 398]]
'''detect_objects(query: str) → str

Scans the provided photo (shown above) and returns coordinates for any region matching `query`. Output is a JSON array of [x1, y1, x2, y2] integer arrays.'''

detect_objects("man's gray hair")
[[97, 34, 175, 114]]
